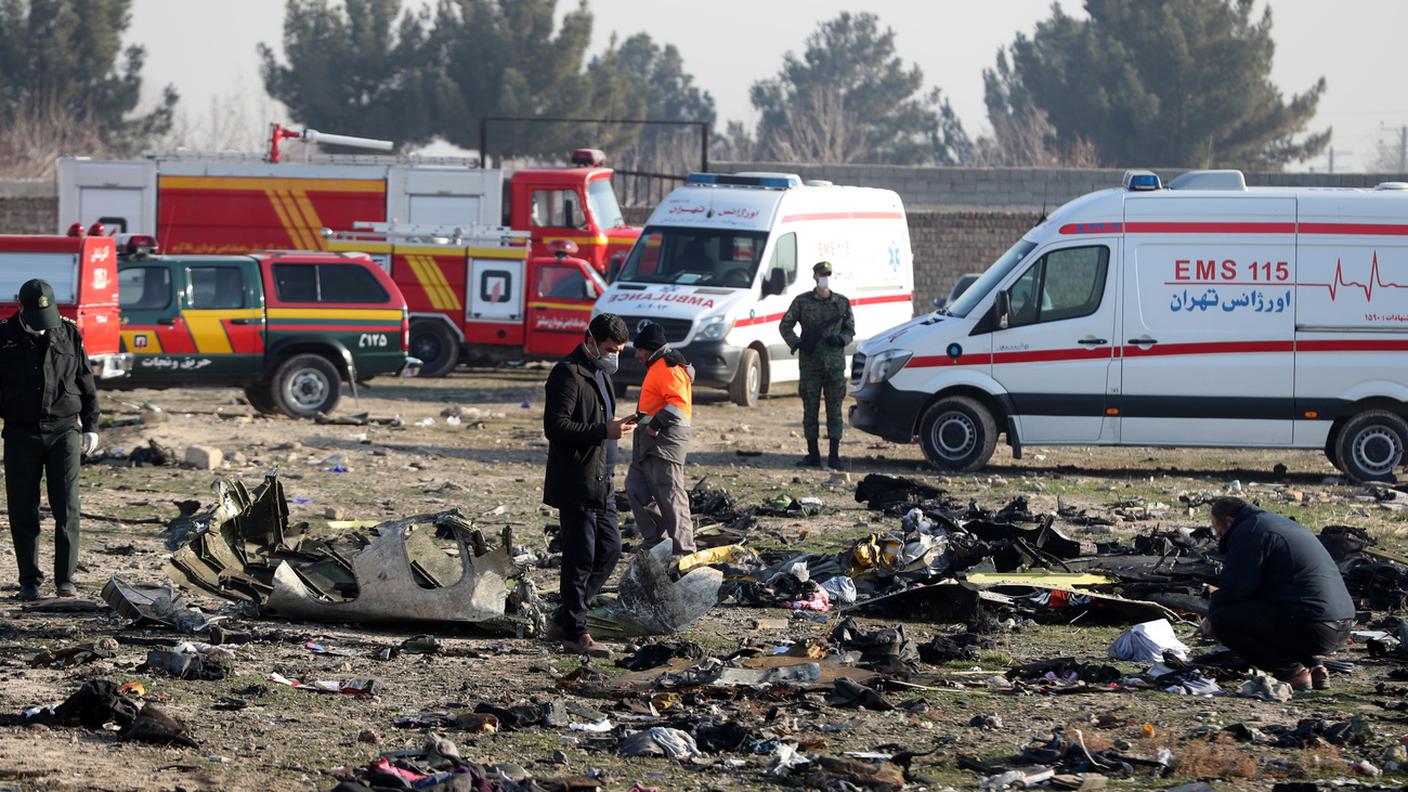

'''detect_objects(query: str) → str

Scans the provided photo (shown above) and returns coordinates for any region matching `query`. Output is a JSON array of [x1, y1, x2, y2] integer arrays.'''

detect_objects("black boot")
[[827, 438, 842, 469], [797, 438, 821, 467]]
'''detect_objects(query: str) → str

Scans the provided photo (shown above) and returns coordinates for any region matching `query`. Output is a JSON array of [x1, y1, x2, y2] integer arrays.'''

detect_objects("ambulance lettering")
[[1171, 258, 1290, 283], [606, 291, 715, 309]]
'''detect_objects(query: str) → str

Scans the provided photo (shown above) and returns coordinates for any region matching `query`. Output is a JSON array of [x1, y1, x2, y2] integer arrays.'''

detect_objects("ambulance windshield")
[[617, 226, 768, 288], [944, 239, 1038, 318]]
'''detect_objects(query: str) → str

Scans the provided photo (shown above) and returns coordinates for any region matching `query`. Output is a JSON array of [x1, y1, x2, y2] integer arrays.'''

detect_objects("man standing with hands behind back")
[[0, 279, 100, 601], [781, 261, 855, 469], [542, 313, 636, 658]]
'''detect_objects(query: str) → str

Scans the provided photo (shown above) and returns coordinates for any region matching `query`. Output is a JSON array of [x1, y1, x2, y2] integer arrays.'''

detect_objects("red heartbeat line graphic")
[[1302, 252, 1408, 301]]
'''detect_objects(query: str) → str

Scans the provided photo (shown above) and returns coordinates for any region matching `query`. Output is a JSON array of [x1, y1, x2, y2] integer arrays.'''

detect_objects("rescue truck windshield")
[[943, 239, 1037, 318], [587, 179, 625, 230], [617, 226, 768, 289]]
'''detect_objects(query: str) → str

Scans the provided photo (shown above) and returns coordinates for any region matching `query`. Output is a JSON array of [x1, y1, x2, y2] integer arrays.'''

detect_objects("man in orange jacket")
[[625, 322, 697, 555]]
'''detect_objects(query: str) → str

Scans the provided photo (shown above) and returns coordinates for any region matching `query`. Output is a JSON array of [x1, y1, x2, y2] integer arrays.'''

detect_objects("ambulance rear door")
[[1118, 195, 1296, 445]]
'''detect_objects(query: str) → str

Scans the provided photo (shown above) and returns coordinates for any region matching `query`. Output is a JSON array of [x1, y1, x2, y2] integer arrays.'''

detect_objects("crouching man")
[[1203, 496, 1354, 691], [625, 322, 696, 556]]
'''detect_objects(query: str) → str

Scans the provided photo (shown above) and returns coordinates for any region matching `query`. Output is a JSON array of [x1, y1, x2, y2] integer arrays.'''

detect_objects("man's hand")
[[607, 415, 637, 439], [646, 426, 660, 438], [81, 432, 99, 456]]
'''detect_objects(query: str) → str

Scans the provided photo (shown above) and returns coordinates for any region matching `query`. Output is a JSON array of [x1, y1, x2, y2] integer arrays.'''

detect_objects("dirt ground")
[[0, 367, 1403, 791]]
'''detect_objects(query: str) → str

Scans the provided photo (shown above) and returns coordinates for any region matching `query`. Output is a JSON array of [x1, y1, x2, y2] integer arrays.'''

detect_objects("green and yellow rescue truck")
[[114, 235, 418, 417]]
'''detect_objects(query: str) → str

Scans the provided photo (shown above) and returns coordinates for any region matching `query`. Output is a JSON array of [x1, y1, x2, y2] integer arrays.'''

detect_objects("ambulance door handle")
[[1077, 337, 1108, 345], [1127, 336, 1158, 346]]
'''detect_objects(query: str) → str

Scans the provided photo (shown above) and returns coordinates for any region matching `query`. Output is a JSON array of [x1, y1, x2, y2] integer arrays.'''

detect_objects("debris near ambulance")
[[163, 471, 532, 627]]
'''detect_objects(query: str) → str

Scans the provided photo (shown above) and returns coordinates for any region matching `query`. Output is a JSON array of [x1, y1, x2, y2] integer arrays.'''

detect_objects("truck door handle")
[[1077, 337, 1108, 345], [156, 318, 175, 326], [229, 318, 256, 325], [1127, 336, 1158, 346]]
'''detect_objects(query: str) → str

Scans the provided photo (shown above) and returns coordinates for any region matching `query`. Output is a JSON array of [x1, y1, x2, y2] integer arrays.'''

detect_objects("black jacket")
[[542, 344, 615, 510], [0, 313, 98, 433], [1212, 505, 1354, 622]]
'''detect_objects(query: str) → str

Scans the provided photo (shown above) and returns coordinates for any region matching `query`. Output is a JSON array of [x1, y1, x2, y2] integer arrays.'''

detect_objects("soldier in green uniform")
[[780, 261, 855, 469], [0, 279, 100, 601]]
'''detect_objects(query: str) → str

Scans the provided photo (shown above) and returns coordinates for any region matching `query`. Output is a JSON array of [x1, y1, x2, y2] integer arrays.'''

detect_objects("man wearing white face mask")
[[542, 313, 637, 657], [0, 279, 100, 601], [781, 261, 854, 468]]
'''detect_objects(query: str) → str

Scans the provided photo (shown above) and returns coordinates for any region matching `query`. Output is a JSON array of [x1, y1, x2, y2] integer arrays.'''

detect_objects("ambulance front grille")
[[616, 316, 692, 345], [850, 352, 867, 386]]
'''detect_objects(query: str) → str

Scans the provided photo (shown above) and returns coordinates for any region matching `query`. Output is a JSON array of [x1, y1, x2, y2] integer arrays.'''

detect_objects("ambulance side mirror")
[[582, 279, 599, 300], [762, 268, 786, 297], [994, 290, 1011, 330]]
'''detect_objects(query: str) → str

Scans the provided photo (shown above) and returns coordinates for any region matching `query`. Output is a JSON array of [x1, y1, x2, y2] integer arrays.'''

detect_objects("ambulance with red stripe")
[[596, 172, 914, 406], [851, 169, 1408, 481]]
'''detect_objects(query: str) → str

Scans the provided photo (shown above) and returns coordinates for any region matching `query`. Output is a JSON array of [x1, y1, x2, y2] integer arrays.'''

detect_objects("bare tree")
[[1364, 128, 1407, 174], [155, 80, 288, 153], [974, 105, 1098, 167], [0, 96, 110, 180], [757, 86, 873, 164]]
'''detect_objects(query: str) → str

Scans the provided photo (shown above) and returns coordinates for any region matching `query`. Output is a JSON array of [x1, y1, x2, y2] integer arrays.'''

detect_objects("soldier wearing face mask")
[[0, 279, 100, 601], [781, 261, 855, 468], [541, 313, 637, 658]]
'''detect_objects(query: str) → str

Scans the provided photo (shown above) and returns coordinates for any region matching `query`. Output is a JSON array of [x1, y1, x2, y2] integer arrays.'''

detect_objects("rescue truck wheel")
[[1333, 410, 1408, 482], [410, 320, 459, 378], [273, 354, 342, 419], [919, 396, 997, 472], [729, 348, 762, 407], [243, 383, 279, 415]]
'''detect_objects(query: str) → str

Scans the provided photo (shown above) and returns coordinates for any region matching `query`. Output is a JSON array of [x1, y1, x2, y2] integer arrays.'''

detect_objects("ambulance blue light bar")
[[686, 172, 801, 189], [1123, 170, 1162, 191]]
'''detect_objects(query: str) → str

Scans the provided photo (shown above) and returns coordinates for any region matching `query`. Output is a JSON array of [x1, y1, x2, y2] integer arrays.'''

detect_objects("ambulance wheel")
[[1333, 410, 1408, 482], [243, 382, 279, 415], [729, 348, 762, 407], [272, 354, 342, 419], [1324, 434, 1341, 471], [410, 320, 459, 378], [919, 396, 997, 472]]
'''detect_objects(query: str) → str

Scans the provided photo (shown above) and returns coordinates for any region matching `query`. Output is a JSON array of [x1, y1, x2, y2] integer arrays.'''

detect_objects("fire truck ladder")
[[321, 221, 530, 250]]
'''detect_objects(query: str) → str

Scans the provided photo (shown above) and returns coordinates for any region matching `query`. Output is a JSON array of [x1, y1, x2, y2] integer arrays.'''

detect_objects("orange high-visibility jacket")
[[634, 348, 694, 464]]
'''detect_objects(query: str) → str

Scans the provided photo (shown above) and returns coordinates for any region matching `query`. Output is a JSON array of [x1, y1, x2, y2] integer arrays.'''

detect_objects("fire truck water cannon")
[[267, 124, 395, 163]]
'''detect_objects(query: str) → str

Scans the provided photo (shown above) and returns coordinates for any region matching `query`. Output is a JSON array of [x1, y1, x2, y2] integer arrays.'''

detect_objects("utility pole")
[[1400, 125, 1406, 174]]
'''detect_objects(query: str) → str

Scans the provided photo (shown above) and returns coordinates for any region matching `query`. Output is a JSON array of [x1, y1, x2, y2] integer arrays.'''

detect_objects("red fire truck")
[[56, 124, 640, 274], [0, 225, 131, 379], [324, 222, 605, 375]]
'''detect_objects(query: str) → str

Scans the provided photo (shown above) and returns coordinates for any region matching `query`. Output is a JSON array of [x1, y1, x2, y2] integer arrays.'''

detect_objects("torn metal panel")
[[595, 541, 724, 636], [267, 518, 515, 623], [102, 577, 215, 632]]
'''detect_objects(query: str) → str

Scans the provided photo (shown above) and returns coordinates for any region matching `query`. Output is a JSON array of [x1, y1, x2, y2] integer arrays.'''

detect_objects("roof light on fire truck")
[[570, 148, 606, 167], [66, 222, 86, 237], [87, 222, 107, 237], [124, 235, 158, 257], [546, 239, 580, 258]]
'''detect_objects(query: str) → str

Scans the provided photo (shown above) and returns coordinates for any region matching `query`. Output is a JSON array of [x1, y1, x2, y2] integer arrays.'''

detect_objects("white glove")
[[81, 432, 99, 456]]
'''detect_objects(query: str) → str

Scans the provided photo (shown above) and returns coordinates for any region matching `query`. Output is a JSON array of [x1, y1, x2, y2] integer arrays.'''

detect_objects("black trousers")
[[555, 497, 621, 639], [5, 422, 81, 585], [1211, 600, 1352, 678]]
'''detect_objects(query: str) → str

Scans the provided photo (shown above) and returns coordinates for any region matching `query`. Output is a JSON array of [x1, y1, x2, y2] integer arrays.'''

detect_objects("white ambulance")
[[850, 169, 1408, 481], [595, 172, 914, 405]]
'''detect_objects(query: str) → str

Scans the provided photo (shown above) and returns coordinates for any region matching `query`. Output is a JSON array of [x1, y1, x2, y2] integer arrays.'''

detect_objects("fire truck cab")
[[0, 226, 131, 379], [325, 223, 606, 374]]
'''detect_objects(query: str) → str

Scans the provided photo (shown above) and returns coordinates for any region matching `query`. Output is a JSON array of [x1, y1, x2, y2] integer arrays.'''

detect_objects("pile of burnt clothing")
[[917, 629, 994, 665], [854, 473, 955, 513], [328, 734, 589, 792], [1321, 524, 1408, 612], [965, 726, 1172, 787], [615, 639, 710, 672], [1006, 658, 1122, 687], [1268, 715, 1373, 749], [20, 680, 197, 748], [830, 617, 920, 676]]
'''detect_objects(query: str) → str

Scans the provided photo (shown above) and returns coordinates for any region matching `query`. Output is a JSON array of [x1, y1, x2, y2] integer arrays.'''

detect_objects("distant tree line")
[[0, 0, 1335, 176]]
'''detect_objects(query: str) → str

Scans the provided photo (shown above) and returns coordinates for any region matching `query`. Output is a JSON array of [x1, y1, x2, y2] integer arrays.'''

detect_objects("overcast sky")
[[129, 0, 1408, 172]]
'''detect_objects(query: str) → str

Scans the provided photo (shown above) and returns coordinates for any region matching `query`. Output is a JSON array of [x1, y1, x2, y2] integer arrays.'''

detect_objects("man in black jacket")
[[1203, 497, 1354, 690], [542, 313, 635, 657], [0, 279, 100, 601]]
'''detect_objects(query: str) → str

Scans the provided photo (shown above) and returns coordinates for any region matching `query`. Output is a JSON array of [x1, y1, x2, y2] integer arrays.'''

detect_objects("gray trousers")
[[625, 455, 695, 554]]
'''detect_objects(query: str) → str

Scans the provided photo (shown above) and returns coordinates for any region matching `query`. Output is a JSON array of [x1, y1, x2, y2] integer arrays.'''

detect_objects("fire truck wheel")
[[918, 395, 997, 472], [243, 383, 279, 415], [1333, 409, 1408, 483], [729, 348, 762, 407], [272, 354, 342, 419], [410, 320, 459, 378]]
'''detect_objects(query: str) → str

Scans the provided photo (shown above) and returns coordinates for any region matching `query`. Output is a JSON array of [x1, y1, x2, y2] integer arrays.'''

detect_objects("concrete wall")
[[0, 180, 56, 234], [714, 161, 1407, 210]]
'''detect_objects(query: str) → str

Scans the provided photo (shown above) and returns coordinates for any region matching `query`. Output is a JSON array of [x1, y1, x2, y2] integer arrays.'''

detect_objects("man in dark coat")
[[1203, 497, 1355, 690], [1, 279, 100, 601], [542, 313, 635, 657]]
